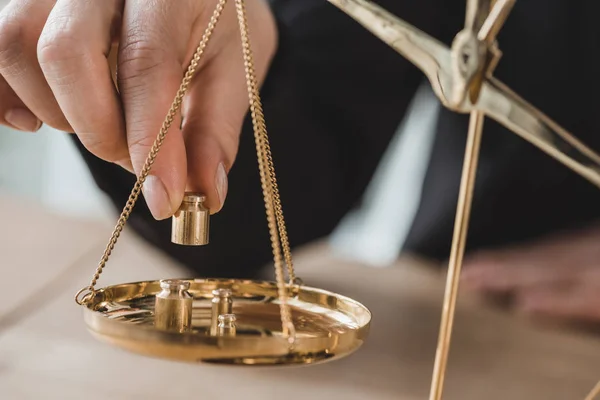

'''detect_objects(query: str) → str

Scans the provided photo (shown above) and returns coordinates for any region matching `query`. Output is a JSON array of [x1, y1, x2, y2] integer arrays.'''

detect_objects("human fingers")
[[516, 282, 600, 322], [460, 249, 574, 293], [116, 0, 213, 220], [460, 230, 596, 292], [0, 0, 72, 131], [118, 0, 277, 219], [181, 0, 277, 213], [37, 0, 131, 169], [461, 224, 600, 294], [0, 74, 41, 132], [181, 60, 243, 215]]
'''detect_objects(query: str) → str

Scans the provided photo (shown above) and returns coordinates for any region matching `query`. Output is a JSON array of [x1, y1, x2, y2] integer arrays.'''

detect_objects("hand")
[[0, 0, 278, 218], [461, 224, 600, 323]]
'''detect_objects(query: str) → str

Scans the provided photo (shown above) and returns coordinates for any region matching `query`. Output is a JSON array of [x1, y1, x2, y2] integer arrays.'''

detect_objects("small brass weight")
[[73, 0, 600, 398], [154, 281, 237, 338], [210, 289, 233, 336], [154, 279, 193, 333], [171, 193, 210, 246]]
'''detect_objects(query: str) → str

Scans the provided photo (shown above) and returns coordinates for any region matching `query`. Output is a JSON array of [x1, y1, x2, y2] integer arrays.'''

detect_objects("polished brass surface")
[[585, 381, 600, 400], [82, 279, 371, 365], [154, 279, 193, 333], [429, 112, 485, 400], [171, 193, 210, 246], [218, 314, 237, 337], [211, 289, 233, 336], [326, 0, 600, 398], [429, 2, 499, 399], [326, 0, 600, 188]]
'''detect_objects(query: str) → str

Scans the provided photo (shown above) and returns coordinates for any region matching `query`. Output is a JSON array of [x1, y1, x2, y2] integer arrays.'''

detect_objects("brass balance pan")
[[82, 278, 371, 366]]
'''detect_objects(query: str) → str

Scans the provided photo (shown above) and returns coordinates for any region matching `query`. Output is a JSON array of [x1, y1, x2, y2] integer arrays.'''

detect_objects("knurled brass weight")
[[218, 314, 237, 337], [171, 192, 210, 246], [154, 279, 194, 333], [210, 289, 233, 336]]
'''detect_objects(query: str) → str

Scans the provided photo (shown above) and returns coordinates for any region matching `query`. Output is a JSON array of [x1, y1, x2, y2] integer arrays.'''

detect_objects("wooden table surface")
[[1, 192, 599, 400]]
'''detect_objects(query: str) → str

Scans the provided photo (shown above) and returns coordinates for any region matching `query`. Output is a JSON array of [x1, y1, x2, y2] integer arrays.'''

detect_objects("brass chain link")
[[234, 0, 296, 285], [234, 0, 295, 340], [74, 0, 296, 342]]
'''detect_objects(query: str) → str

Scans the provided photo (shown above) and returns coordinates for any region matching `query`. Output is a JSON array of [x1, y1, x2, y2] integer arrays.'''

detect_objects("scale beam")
[[326, 0, 600, 188]]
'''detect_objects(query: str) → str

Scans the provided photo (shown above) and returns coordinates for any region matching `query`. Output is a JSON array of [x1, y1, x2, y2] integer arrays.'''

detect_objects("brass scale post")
[[325, 0, 600, 399], [72, 0, 600, 398]]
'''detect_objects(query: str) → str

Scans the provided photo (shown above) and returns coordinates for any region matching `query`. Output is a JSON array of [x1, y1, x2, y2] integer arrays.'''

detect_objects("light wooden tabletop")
[[1, 193, 599, 400]]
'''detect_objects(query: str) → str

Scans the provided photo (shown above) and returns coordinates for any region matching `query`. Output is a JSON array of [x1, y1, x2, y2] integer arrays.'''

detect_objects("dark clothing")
[[73, 0, 600, 279]]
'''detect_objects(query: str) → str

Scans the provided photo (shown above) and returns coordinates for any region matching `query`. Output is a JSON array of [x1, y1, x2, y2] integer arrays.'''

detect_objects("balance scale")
[[71, 1, 600, 399]]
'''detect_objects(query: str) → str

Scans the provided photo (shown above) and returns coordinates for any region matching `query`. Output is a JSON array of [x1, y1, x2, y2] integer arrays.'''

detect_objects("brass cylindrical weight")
[[154, 279, 193, 332], [171, 193, 210, 246], [210, 289, 233, 336], [218, 314, 237, 337]]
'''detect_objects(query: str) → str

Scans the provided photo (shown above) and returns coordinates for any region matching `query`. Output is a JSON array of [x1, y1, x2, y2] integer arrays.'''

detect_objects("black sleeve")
[[268, 0, 464, 199], [72, 0, 463, 277]]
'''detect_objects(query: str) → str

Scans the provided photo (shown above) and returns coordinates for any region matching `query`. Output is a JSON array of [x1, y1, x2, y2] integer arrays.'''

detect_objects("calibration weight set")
[[71, 0, 600, 399]]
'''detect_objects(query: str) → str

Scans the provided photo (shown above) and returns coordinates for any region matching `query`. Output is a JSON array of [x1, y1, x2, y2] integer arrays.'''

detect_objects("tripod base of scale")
[[82, 278, 371, 366]]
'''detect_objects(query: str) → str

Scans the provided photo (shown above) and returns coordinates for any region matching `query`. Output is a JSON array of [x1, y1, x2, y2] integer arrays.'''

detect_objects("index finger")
[[117, 1, 203, 220]]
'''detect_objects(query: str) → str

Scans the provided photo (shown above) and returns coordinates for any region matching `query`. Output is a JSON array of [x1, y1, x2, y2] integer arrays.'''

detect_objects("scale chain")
[[234, 0, 296, 340], [233, 0, 296, 285], [74, 0, 297, 342]]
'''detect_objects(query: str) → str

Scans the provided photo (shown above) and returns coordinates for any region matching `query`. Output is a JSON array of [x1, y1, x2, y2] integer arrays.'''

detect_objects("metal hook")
[[75, 286, 95, 306]]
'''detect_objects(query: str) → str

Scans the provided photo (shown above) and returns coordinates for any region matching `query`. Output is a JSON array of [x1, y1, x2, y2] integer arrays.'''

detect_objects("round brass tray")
[[83, 278, 371, 366]]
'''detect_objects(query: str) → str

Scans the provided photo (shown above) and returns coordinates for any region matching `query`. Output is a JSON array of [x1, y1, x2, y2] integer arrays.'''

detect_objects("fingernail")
[[214, 162, 228, 213], [142, 175, 173, 220], [5, 108, 42, 132]]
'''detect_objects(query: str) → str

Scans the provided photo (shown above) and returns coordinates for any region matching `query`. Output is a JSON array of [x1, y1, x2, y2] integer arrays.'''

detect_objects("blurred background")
[[0, 120, 114, 220]]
